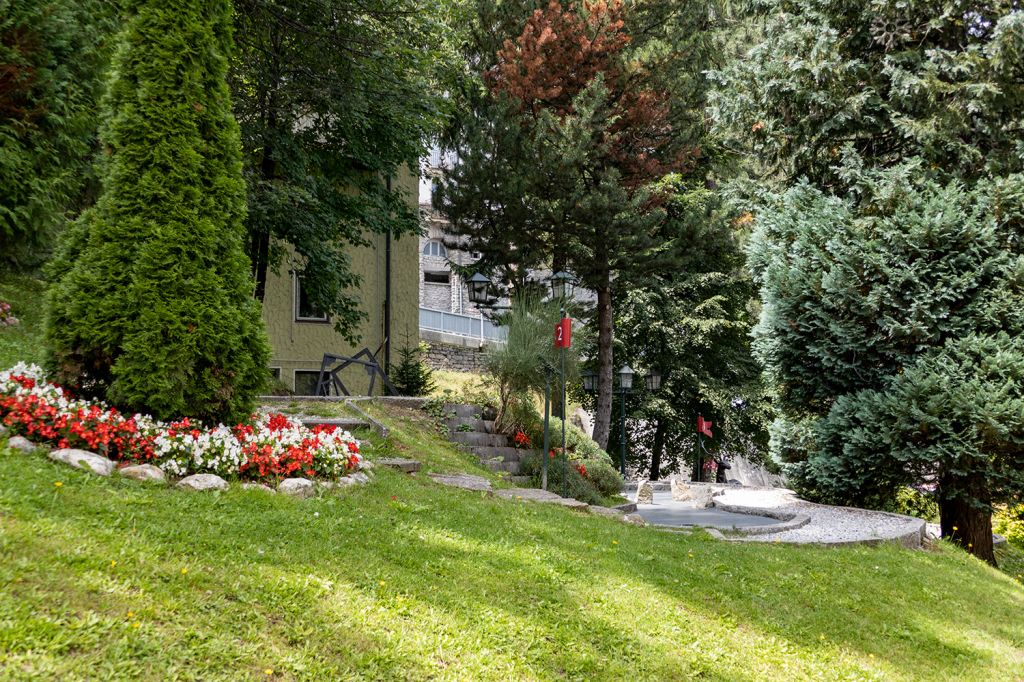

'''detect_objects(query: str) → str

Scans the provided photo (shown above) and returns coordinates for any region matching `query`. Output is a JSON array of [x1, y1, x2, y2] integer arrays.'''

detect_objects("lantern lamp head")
[[644, 369, 662, 392], [581, 368, 598, 393], [467, 272, 492, 305], [549, 271, 576, 300], [618, 365, 635, 391]]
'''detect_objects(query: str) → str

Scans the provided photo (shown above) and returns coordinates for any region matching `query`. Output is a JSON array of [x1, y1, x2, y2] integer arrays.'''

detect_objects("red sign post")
[[554, 318, 572, 348]]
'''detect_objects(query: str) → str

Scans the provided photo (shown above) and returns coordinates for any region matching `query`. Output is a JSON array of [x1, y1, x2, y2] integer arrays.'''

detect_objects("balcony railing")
[[419, 307, 507, 343]]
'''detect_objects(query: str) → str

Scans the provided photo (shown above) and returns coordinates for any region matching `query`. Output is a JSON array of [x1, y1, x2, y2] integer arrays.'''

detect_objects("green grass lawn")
[[2, 438, 1023, 681]]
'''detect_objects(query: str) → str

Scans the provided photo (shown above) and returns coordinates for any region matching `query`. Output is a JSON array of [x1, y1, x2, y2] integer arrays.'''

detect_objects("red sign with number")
[[554, 318, 572, 348], [697, 415, 713, 438]]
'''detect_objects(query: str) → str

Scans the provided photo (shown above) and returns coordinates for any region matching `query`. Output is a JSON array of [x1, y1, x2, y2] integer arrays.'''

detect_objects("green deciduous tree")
[[45, 0, 270, 424], [230, 0, 460, 340], [0, 0, 117, 269]]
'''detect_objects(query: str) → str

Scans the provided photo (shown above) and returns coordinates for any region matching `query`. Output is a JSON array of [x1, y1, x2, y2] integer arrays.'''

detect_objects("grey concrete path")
[[635, 491, 784, 529]]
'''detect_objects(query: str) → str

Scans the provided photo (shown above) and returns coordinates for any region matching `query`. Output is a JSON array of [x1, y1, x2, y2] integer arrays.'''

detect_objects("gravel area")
[[711, 487, 926, 547]]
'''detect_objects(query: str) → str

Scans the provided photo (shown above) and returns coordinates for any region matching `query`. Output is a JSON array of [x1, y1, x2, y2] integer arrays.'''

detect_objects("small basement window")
[[293, 370, 322, 396], [424, 270, 451, 284]]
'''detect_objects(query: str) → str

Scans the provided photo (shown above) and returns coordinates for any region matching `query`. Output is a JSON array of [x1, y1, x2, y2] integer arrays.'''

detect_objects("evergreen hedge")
[[45, 0, 270, 424]]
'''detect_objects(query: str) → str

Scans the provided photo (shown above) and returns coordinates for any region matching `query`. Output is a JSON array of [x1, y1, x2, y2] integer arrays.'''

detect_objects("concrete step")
[[470, 446, 537, 462], [298, 417, 369, 431], [450, 431, 510, 448], [483, 459, 522, 475], [444, 403, 481, 420], [446, 418, 496, 434]]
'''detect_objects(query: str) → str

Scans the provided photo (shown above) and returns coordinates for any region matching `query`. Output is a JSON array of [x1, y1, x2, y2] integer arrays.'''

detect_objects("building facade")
[[261, 166, 420, 395]]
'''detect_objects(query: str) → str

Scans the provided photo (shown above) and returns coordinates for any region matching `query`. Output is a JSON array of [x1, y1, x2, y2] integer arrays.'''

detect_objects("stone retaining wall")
[[421, 338, 487, 373]]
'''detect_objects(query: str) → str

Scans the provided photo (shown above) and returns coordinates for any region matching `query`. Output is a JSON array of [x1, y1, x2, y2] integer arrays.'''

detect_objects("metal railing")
[[420, 307, 507, 343]]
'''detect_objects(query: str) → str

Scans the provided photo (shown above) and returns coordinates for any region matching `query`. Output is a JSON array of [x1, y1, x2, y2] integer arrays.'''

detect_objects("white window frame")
[[294, 275, 328, 323]]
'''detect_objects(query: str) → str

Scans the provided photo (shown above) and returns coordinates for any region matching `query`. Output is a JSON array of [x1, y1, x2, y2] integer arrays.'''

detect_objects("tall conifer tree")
[[46, 0, 270, 424], [713, 0, 1024, 563]]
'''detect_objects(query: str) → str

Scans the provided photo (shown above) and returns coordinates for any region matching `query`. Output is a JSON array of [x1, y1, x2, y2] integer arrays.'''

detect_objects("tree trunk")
[[592, 279, 613, 451], [939, 474, 996, 566], [649, 417, 665, 480]]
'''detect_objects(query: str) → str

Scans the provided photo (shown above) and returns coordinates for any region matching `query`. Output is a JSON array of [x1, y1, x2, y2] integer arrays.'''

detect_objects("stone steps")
[[446, 418, 495, 434], [298, 417, 369, 431], [469, 446, 536, 463], [450, 431, 510, 448], [483, 459, 522, 474], [444, 403, 482, 420]]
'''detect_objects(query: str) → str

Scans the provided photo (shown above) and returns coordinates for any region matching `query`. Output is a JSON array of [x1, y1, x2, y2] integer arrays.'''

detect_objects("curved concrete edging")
[[709, 502, 812, 535]]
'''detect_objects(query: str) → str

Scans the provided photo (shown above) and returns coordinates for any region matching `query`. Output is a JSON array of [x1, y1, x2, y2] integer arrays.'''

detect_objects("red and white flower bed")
[[0, 363, 361, 481]]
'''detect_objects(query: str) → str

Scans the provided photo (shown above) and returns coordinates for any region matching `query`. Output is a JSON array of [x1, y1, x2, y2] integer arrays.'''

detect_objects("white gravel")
[[713, 487, 926, 547]]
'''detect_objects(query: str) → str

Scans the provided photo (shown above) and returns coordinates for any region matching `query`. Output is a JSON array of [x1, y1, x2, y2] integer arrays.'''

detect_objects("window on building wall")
[[294, 275, 328, 322], [294, 370, 321, 396], [422, 240, 447, 258], [424, 270, 451, 284]]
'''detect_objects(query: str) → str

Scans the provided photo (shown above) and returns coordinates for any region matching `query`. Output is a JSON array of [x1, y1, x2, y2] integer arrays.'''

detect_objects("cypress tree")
[[45, 0, 270, 424]]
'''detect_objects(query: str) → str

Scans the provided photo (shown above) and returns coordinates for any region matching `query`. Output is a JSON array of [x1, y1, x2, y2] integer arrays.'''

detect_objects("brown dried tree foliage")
[[0, 25, 43, 124], [486, 0, 695, 187]]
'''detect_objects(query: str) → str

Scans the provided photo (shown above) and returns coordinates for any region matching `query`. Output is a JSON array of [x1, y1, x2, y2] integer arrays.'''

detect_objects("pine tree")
[[45, 0, 270, 424], [438, 0, 719, 450]]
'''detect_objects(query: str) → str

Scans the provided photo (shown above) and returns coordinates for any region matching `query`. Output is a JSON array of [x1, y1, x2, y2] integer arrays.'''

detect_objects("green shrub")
[[994, 505, 1024, 548], [520, 452, 603, 505], [582, 458, 623, 498], [885, 487, 939, 523]]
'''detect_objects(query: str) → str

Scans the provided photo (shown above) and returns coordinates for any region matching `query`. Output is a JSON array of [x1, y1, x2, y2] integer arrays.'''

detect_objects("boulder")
[[278, 478, 316, 498], [690, 486, 716, 509], [176, 474, 228, 492], [670, 476, 692, 502], [7, 435, 38, 453], [336, 476, 357, 487], [0, 424, 7, 437], [350, 472, 370, 484], [634, 480, 654, 505], [119, 464, 166, 483], [49, 448, 115, 476], [622, 513, 647, 526]]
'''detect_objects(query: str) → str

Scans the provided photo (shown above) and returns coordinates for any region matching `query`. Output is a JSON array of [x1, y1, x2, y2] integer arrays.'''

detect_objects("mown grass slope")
[[1, 438, 1022, 681]]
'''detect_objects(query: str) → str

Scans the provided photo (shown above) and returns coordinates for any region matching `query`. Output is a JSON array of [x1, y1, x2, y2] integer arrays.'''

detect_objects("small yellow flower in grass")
[[131, 622, 141, 629], [110, 560, 117, 568], [54, 481, 62, 488], [264, 670, 274, 676], [819, 634, 825, 641], [180, 568, 188, 575], [967, 543, 973, 549], [379, 580, 386, 587], [952, 526, 958, 532], [612, 540, 619, 546], [127, 611, 135, 618]]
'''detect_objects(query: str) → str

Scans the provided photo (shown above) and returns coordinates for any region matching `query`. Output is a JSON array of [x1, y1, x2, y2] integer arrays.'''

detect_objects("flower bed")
[[0, 363, 361, 481]]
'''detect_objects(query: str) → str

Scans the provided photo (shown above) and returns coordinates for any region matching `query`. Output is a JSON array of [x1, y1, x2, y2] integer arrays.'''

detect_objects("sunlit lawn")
[[1, 439, 1022, 681]]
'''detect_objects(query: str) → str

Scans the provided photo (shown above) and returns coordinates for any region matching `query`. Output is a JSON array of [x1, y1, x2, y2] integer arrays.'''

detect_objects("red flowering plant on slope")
[[1, 363, 361, 481]]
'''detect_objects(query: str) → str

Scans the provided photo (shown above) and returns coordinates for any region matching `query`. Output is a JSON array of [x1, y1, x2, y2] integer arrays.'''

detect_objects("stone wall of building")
[[421, 337, 488, 373]]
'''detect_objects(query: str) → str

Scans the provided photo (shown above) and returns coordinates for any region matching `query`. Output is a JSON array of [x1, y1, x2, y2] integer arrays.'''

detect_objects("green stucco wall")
[[261, 167, 420, 395]]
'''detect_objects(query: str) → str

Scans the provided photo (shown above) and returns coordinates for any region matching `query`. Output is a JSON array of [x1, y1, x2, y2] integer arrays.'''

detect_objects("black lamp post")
[[644, 369, 662, 392], [618, 365, 635, 477], [549, 270, 576, 498]]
